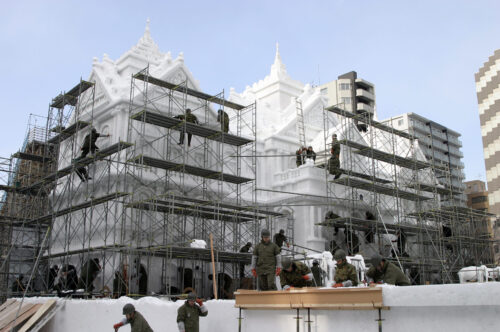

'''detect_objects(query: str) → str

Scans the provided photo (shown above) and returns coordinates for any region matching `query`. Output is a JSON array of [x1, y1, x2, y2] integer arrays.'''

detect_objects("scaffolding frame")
[[318, 104, 495, 284]]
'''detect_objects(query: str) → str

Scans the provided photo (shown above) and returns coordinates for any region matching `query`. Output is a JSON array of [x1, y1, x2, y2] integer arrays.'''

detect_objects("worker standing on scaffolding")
[[306, 146, 316, 162], [217, 109, 229, 133], [273, 229, 290, 251], [332, 249, 358, 287], [75, 127, 110, 182], [279, 257, 313, 290], [329, 134, 342, 179], [175, 109, 198, 147], [251, 229, 281, 291]]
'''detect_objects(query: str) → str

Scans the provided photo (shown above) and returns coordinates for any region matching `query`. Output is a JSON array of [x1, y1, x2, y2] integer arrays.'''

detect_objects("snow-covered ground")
[[18, 282, 500, 332]]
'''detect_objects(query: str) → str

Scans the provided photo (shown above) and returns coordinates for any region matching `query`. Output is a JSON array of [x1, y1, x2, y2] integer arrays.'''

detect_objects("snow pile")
[[190, 240, 207, 249], [24, 283, 500, 332]]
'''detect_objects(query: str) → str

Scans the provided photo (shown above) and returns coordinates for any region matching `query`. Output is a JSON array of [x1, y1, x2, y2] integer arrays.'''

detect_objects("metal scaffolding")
[[318, 104, 495, 284], [0, 68, 288, 300]]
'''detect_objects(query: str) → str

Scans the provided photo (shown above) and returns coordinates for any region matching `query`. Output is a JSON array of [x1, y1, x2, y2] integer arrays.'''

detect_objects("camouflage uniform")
[[329, 141, 342, 178], [366, 261, 410, 286], [177, 301, 208, 332], [273, 232, 288, 248], [280, 262, 313, 288], [334, 261, 359, 286], [217, 110, 230, 133]]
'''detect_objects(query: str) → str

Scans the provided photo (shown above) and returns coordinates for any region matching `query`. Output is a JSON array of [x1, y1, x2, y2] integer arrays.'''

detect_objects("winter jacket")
[[334, 261, 359, 286], [252, 241, 280, 275], [280, 262, 313, 288], [126, 311, 153, 332], [366, 261, 410, 286], [177, 301, 208, 332]]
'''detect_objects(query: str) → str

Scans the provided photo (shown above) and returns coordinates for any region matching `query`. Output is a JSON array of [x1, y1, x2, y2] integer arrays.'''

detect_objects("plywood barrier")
[[234, 287, 384, 310]]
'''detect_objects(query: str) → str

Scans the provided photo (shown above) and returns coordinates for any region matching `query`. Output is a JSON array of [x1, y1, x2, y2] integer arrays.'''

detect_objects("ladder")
[[295, 98, 306, 147]]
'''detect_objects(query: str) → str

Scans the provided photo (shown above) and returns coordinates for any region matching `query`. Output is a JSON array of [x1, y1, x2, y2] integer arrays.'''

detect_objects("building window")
[[341, 97, 351, 104], [471, 196, 487, 204], [339, 83, 350, 90], [320, 88, 328, 95]]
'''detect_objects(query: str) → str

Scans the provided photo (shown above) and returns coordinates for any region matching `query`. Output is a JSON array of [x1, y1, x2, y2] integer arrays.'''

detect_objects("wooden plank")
[[0, 303, 35, 330], [234, 287, 384, 310], [0, 299, 16, 315], [19, 300, 56, 332], [0, 302, 23, 327], [0, 304, 41, 332]]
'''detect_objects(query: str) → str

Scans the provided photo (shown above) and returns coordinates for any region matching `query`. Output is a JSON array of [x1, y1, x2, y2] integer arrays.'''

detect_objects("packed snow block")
[[19, 283, 500, 332]]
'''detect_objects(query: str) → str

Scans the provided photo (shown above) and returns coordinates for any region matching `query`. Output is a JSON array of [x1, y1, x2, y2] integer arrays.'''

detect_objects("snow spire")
[[142, 18, 152, 42], [270, 42, 287, 77]]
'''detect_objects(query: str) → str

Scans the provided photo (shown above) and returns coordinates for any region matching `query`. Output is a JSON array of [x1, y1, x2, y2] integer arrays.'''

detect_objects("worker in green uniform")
[[177, 292, 208, 332], [279, 257, 313, 290], [217, 109, 229, 133], [175, 109, 199, 147], [329, 134, 342, 179], [333, 249, 358, 287], [366, 254, 410, 286], [251, 229, 282, 291], [113, 303, 153, 332]]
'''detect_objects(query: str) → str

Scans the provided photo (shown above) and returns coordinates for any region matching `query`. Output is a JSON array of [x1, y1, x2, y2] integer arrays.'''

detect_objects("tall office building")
[[319, 71, 376, 131], [476, 49, 500, 217], [382, 113, 466, 206], [464, 180, 489, 212]]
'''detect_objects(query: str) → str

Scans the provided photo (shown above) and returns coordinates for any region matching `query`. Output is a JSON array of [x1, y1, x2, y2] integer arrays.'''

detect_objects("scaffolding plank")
[[19, 142, 133, 194], [48, 121, 90, 144], [339, 139, 431, 170], [326, 105, 412, 139], [316, 217, 437, 234], [20, 192, 129, 226], [50, 80, 94, 109], [406, 183, 461, 196], [133, 73, 246, 110], [127, 197, 278, 223], [41, 244, 251, 264], [131, 110, 253, 146], [130, 155, 253, 184], [331, 177, 432, 201], [338, 169, 392, 184], [12, 152, 52, 163]]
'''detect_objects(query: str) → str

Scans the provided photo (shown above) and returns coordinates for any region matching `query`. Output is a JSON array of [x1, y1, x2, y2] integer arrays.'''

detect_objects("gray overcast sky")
[[1, 0, 499, 184]]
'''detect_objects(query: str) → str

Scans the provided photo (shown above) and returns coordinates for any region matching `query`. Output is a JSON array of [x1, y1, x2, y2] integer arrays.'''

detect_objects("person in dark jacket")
[[279, 258, 313, 290], [333, 249, 358, 287], [311, 260, 325, 287], [175, 109, 199, 147], [78, 258, 101, 292], [177, 292, 208, 332], [239, 242, 252, 278], [132, 259, 148, 295], [56, 264, 78, 293], [75, 127, 110, 182], [329, 134, 342, 179], [11, 274, 25, 293], [48, 265, 59, 290], [114, 303, 153, 332], [273, 229, 289, 249], [366, 255, 410, 286], [251, 229, 281, 291], [217, 109, 229, 133], [306, 146, 316, 162], [296, 148, 304, 167]]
